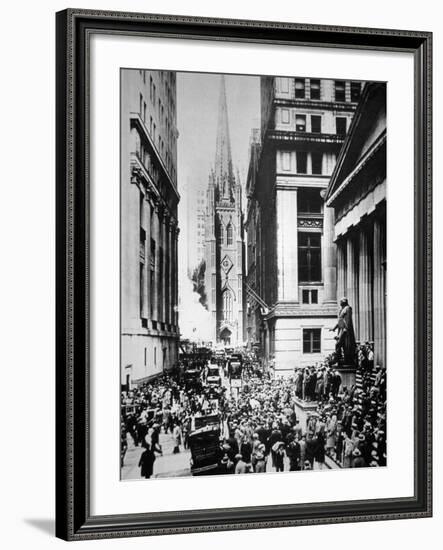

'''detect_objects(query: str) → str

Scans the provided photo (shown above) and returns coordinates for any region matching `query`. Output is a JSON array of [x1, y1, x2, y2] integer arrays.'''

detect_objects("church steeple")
[[214, 75, 234, 201], [203, 73, 244, 347]]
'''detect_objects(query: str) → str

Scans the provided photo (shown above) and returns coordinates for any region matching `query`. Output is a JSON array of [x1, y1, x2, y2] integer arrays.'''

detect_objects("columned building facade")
[[204, 76, 245, 347], [249, 76, 360, 374], [121, 70, 180, 388], [326, 82, 387, 368]]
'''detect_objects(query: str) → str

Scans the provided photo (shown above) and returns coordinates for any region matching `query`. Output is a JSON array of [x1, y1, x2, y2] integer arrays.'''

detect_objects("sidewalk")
[[121, 430, 191, 480]]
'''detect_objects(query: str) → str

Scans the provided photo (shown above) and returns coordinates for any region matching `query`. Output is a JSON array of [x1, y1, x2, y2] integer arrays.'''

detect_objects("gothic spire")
[[214, 75, 234, 200]]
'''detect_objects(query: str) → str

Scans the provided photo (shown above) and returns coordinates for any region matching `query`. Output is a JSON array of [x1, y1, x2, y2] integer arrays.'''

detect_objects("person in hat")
[[254, 450, 267, 473], [286, 434, 301, 471], [172, 420, 182, 454], [234, 453, 249, 475], [272, 442, 285, 472], [314, 432, 326, 469], [138, 443, 156, 479], [218, 453, 234, 475], [351, 448, 366, 468], [299, 434, 307, 469]]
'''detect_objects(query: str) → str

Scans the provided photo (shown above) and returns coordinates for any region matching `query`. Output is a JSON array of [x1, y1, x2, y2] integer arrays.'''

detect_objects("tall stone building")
[[204, 76, 245, 347], [121, 69, 180, 388], [246, 76, 360, 374], [187, 184, 206, 270], [245, 128, 262, 350]]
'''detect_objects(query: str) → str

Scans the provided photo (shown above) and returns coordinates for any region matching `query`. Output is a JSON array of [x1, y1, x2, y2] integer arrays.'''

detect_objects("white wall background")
[[0, 0, 441, 548]]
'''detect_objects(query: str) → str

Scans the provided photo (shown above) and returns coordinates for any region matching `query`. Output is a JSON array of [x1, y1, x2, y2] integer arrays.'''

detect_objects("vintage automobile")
[[214, 348, 226, 366], [227, 360, 242, 383], [188, 414, 222, 476], [183, 368, 202, 391], [206, 365, 221, 387]]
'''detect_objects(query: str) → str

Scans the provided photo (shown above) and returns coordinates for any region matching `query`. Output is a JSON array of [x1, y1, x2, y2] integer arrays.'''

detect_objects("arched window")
[[226, 223, 233, 246], [217, 223, 224, 244], [222, 290, 233, 321]]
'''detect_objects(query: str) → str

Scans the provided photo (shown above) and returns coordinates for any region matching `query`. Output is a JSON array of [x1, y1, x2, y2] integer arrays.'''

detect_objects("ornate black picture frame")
[[55, 9, 432, 541]]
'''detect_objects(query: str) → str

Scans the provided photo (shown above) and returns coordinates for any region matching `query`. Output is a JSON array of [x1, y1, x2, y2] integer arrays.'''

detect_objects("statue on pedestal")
[[330, 298, 356, 367]]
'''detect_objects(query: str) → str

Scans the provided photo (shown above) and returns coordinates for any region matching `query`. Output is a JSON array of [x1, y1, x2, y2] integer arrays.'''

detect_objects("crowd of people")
[[121, 343, 386, 478]]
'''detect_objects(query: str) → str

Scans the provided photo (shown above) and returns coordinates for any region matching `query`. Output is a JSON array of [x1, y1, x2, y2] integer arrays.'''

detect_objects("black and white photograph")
[[120, 70, 387, 480]]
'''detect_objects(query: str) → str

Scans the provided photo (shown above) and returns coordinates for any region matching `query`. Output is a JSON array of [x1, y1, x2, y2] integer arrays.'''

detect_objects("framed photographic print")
[[55, 9, 432, 541]]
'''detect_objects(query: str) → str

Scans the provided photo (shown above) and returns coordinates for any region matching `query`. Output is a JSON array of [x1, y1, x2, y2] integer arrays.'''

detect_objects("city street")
[[121, 371, 339, 481]]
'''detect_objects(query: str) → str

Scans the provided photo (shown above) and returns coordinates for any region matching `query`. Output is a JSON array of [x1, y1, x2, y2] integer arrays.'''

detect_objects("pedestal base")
[[336, 367, 356, 391], [293, 396, 319, 412]]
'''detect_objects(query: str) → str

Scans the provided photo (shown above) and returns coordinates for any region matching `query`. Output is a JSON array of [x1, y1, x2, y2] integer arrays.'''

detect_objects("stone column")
[[358, 227, 372, 342], [276, 186, 298, 301], [167, 219, 173, 327], [373, 217, 385, 367], [140, 194, 148, 320], [336, 239, 347, 302], [346, 235, 359, 338], [322, 198, 337, 304], [145, 196, 152, 321], [174, 226, 180, 328], [153, 204, 160, 323], [161, 214, 168, 324]]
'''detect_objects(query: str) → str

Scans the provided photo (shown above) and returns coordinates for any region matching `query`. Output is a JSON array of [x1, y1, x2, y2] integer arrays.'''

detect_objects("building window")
[[154, 347, 157, 365], [310, 79, 321, 99], [311, 152, 323, 175], [143, 101, 147, 123], [226, 223, 233, 245], [336, 117, 347, 135], [222, 290, 233, 321], [302, 289, 318, 304], [303, 328, 321, 353], [296, 151, 308, 174], [150, 76, 153, 101], [280, 77, 289, 93], [139, 93, 143, 117], [281, 108, 290, 124], [295, 114, 306, 132], [139, 262, 145, 318], [282, 152, 291, 171], [335, 81, 346, 102], [298, 188, 322, 213], [150, 268, 155, 318], [218, 223, 224, 244], [295, 78, 305, 98], [140, 227, 146, 259], [351, 81, 361, 102], [311, 115, 322, 133], [158, 247, 163, 312], [298, 232, 322, 282]]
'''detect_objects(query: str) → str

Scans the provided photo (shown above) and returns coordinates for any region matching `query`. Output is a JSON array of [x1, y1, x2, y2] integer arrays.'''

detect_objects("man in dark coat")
[[138, 444, 156, 478], [314, 432, 326, 468], [305, 435, 317, 469], [331, 298, 356, 365], [286, 437, 301, 471]]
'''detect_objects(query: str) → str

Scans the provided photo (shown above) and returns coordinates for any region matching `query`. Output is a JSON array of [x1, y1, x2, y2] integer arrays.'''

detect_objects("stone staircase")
[[354, 363, 377, 412]]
